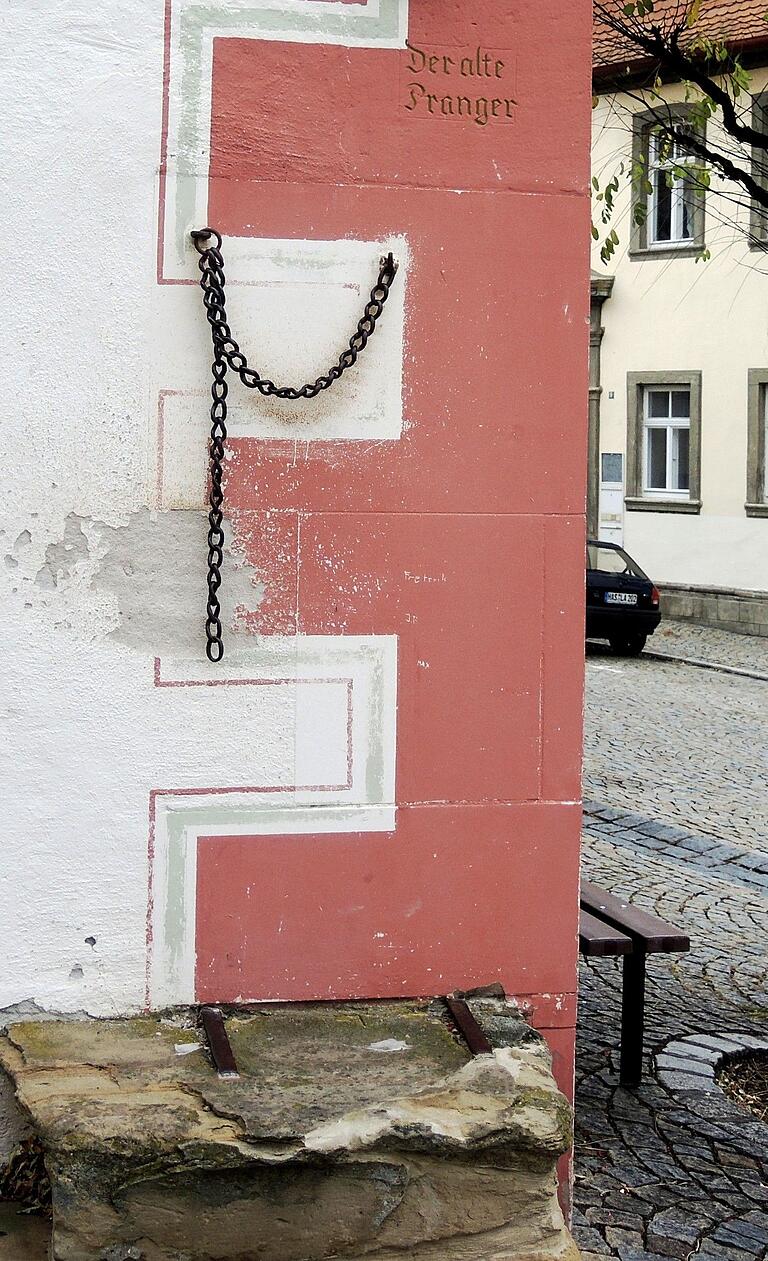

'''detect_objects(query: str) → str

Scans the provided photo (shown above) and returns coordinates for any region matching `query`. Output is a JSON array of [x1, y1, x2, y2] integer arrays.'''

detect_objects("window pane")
[[648, 390, 670, 419], [587, 546, 625, 574], [587, 545, 645, 577], [674, 427, 690, 491], [647, 427, 668, 489], [672, 124, 693, 160], [653, 171, 672, 241], [679, 180, 694, 241], [671, 390, 690, 418]]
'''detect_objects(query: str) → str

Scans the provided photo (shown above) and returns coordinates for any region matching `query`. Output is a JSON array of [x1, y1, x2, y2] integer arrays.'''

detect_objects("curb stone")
[[656, 1032, 768, 1095]]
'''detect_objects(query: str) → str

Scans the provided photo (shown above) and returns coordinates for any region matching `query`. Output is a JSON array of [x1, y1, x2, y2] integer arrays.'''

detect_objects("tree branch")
[[594, 1, 768, 151], [655, 115, 768, 210]]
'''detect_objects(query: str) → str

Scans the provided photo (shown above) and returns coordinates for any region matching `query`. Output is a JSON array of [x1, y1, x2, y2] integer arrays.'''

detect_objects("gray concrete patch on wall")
[[3, 508, 265, 657], [92, 508, 265, 656]]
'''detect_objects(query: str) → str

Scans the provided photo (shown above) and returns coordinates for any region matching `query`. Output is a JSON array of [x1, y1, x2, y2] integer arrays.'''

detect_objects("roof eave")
[[593, 33, 768, 93]]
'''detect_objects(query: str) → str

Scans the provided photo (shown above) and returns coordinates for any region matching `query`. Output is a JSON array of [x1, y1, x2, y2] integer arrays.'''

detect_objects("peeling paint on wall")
[[93, 509, 264, 655], [34, 515, 91, 592], [5, 509, 264, 656]]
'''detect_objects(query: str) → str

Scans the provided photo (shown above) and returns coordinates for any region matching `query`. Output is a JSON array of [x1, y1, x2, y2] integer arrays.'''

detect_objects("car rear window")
[[587, 544, 647, 579]]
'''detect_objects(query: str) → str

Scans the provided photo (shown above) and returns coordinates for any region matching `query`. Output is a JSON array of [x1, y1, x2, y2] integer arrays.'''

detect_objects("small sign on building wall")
[[599, 452, 624, 546]]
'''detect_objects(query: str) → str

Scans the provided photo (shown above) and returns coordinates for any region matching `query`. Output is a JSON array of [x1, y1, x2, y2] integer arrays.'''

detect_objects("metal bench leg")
[[620, 948, 646, 1087]]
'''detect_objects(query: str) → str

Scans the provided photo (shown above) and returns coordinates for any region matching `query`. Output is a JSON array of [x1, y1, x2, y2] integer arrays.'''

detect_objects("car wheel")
[[609, 632, 647, 657]]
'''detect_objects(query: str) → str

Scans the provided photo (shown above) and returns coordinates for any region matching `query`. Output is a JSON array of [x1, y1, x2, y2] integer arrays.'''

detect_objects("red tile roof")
[[594, 0, 768, 73]]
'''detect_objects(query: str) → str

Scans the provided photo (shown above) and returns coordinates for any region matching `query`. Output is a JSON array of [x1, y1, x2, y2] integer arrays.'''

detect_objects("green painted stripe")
[[160, 801, 396, 976], [169, 1, 406, 263]]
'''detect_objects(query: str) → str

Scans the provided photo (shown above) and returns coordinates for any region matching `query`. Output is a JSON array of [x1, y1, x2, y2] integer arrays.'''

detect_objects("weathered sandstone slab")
[[0, 1000, 579, 1261]]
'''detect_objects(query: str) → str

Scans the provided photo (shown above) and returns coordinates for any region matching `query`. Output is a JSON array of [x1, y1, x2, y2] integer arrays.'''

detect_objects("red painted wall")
[[195, 0, 591, 1092]]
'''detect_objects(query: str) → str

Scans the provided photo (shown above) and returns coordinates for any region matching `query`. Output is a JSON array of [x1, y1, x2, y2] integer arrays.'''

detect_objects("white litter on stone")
[[174, 1042, 201, 1056], [366, 1039, 411, 1053]]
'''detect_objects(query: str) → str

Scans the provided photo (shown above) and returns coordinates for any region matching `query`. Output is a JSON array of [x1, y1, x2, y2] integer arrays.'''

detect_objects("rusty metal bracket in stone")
[[200, 1006, 240, 1079], [197, 991, 501, 1078], [446, 984, 506, 1057]]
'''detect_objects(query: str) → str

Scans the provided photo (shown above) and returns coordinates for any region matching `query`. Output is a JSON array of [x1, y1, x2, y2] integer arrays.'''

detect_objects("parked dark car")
[[586, 539, 661, 656]]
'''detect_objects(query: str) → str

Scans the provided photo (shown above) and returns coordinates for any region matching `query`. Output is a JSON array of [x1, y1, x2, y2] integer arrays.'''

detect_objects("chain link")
[[192, 227, 398, 662]]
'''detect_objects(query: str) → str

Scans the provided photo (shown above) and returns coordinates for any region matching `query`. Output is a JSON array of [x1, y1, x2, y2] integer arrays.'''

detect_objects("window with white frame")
[[647, 126, 697, 247], [627, 371, 701, 511], [643, 387, 691, 495], [631, 107, 705, 256]]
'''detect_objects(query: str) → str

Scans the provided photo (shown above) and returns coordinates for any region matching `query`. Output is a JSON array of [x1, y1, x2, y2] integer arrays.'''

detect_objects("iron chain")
[[192, 227, 398, 662]]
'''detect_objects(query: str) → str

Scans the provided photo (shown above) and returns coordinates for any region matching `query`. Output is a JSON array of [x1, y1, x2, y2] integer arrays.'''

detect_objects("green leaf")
[[686, 0, 702, 28]]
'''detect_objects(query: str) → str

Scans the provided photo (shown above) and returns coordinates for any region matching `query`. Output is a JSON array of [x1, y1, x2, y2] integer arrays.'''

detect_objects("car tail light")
[[651, 586, 660, 607]]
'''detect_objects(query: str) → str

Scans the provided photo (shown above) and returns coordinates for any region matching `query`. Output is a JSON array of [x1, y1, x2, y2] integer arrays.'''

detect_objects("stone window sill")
[[745, 502, 768, 518], [625, 497, 702, 515], [629, 244, 703, 261]]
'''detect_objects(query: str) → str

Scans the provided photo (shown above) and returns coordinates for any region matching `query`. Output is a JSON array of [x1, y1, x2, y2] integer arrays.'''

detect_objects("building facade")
[[591, 8, 768, 634], [1, 0, 591, 1164]]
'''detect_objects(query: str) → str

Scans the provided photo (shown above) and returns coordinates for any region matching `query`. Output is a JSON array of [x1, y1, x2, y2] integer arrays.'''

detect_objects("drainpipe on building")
[[589, 272, 615, 537]]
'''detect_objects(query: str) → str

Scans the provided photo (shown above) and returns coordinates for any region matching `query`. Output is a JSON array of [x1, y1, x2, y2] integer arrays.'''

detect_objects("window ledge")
[[625, 497, 702, 514], [745, 502, 768, 518], [629, 245, 703, 261]]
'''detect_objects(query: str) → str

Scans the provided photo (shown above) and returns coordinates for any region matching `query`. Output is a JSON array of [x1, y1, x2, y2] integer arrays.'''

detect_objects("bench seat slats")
[[580, 880, 690, 954], [579, 909, 632, 957]]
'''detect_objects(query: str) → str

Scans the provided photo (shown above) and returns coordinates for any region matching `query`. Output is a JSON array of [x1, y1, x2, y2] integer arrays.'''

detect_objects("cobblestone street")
[[576, 623, 768, 1261]]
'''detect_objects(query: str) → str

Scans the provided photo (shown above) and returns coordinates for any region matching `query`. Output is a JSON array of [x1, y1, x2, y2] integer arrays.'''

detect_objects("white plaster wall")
[[592, 72, 768, 591], [2, 1, 165, 1018], [1, 0, 405, 1034]]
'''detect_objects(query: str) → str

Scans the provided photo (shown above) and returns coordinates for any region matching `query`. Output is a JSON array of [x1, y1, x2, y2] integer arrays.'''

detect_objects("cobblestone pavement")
[[577, 623, 768, 1261], [649, 621, 768, 676], [585, 630, 768, 854]]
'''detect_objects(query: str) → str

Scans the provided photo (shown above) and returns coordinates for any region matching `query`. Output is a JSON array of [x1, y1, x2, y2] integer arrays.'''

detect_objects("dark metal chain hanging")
[[191, 227, 398, 663]]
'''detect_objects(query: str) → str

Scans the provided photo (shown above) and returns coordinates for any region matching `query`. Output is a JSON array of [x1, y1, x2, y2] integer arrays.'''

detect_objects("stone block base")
[[660, 583, 768, 637], [0, 1001, 578, 1261]]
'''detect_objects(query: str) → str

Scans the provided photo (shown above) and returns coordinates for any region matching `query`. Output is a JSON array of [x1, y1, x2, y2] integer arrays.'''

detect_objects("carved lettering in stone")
[[403, 41, 517, 126]]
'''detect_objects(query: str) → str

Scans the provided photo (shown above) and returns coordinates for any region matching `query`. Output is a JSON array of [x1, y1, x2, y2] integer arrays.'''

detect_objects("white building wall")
[[592, 72, 768, 593], [0, 0, 407, 1031]]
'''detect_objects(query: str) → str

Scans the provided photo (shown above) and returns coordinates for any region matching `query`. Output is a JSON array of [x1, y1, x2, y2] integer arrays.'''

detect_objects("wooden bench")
[[579, 880, 690, 1087]]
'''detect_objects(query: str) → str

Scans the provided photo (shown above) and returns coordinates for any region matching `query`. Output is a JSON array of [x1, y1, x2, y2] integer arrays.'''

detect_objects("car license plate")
[[605, 592, 638, 606]]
